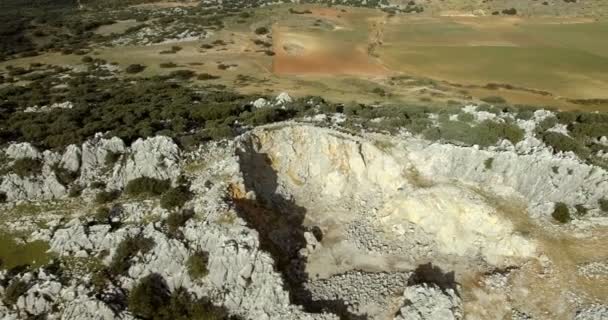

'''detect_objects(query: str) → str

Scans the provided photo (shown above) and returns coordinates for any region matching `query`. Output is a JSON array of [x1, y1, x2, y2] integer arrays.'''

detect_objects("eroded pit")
[[232, 124, 607, 319]]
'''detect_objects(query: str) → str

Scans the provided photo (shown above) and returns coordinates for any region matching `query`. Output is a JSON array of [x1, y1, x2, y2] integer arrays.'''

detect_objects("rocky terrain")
[[0, 102, 606, 319]]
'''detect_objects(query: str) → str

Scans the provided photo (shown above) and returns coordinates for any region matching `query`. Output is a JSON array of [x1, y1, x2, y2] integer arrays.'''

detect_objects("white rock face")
[[253, 98, 269, 108], [6, 143, 41, 160], [109, 135, 181, 189], [380, 185, 536, 264], [407, 141, 608, 215], [0, 174, 67, 201], [80, 134, 126, 183], [238, 124, 536, 264], [394, 283, 462, 320]]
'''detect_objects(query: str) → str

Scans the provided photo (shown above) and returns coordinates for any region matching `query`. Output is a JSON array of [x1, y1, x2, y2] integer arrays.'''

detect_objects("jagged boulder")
[[394, 283, 462, 320], [109, 136, 181, 189], [80, 134, 126, 184]]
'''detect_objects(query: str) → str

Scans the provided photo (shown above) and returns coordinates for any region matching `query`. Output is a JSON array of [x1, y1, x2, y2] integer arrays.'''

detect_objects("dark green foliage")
[[484, 157, 494, 170], [12, 158, 42, 177], [52, 165, 79, 186], [254, 26, 269, 35], [187, 251, 209, 279], [575, 204, 588, 216], [165, 209, 194, 238], [3, 280, 28, 306], [197, 73, 220, 80], [168, 70, 196, 80], [542, 132, 589, 158], [125, 64, 146, 74], [599, 198, 608, 212], [161, 186, 193, 210], [109, 235, 154, 275], [95, 206, 111, 223], [0, 192, 7, 203], [104, 151, 121, 166], [81, 56, 93, 63], [95, 190, 120, 204], [128, 274, 169, 319], [125, 177, 170, 197], [129, 274, 233, 320], [159, 62, 178, 68], [68, 184, 84, 197], [457, 112, 475, 122], [426, 119, 524, 147], [552, 202, 571, 223], [480, 96, 507, 104]]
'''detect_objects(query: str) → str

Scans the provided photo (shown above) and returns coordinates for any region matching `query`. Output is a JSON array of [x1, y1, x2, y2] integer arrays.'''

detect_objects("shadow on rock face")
[[407, 263, 459, 296], [234, 147, 368, 320]]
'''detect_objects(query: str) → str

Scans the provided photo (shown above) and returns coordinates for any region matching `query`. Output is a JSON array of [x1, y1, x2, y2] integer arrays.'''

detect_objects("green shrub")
[[68, 185, 84, 197], [197, 73, 220, 80], [95, 190, 120, 204], [125, 64, 146, 74], [3, 280, 28, 306], [129, 275, 232, 320], [0, 192, 6, 203], [128, 274, 170, 319], [95, 206, 111, 223], [575, 204, 588, 216], [254, 26, 269, 35], [165, 209, 194, 237], [552, 202, 571, 223], [12, 158, 43, 177], [457, 112, 475, 122], [110, 235, 155, 275], [484, 157, 494, 170], [187, 251, 209, 279], [159, 62, 178, 68], [53, 165, 79, 186], [104, 151, 121, 166], [599, 198, 608, 212], [81, 56, 93, 63], [161, 186, 192, 210], [480, 96, 507, 104], [168, 70, 196, 80], [542, 132, 589, 159], [125, 177, 170, 197]]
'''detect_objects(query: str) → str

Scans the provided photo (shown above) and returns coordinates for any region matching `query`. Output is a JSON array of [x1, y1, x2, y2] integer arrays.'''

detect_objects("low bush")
[[254, 26, 269, 35], [125, 64, 146, 74], [0, 192, 7, 203], [161, 186, 192, 210], [159, 62, 178, 68], [12, 158, 43, 177], [128, 274, 170, 319], [542, 132, 589, 159], [197, 73, 220, 80], [168, 70, 196, 80], [552, 202, 571, 223], [95, 206, 111, 223], [125, 177, 170, 197], [129, 274, 233, 320], [95, 190, 120, 204], [52, 165, 79, 186], [480, 96, 507, 104], [165, 209, 194, 237], [104, 151, 121, 166], [3, 280, 28, 306], [484, 157, 494, 170], [599, 198, 608, 212], [187, 251, 209, 279], [109, 235, 155, 275]]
